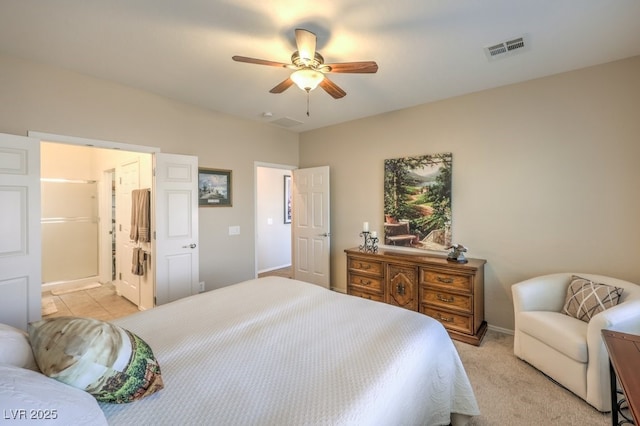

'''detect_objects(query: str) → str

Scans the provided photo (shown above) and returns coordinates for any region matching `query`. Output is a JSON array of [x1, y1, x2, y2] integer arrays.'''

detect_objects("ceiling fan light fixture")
[[290, 69, 324, 92]]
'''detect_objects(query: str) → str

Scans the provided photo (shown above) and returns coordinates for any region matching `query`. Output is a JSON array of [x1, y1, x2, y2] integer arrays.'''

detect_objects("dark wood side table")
[[602, 330, 640, 425]]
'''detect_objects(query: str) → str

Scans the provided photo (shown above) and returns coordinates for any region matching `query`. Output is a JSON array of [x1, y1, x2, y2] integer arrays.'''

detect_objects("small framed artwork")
[[284, 175, 292, 223], [198, 168, 232, 207]]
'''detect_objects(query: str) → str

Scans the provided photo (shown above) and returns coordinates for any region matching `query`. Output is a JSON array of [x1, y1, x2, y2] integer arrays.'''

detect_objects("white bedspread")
[[101, 277, 479, 425]]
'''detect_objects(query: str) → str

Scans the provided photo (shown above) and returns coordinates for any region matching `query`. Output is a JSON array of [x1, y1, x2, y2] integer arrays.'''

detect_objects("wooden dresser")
[[345, 247, 487, 345]]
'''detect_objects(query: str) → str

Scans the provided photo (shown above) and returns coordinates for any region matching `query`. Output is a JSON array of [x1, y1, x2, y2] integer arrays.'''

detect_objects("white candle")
[[371, 231, 377, 238], [363, 222, 369, 232]]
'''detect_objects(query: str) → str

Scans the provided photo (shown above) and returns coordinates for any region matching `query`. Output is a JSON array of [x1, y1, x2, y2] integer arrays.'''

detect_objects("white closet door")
[[116, 158, 141, 305], [154, 152, 199, 305], [292, 166, 330, 289], [0, 133, 41, 329]]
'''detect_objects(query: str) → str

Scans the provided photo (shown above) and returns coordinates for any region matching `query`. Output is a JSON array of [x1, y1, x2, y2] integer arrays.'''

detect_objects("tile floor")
[[42, 282, 139, 322]]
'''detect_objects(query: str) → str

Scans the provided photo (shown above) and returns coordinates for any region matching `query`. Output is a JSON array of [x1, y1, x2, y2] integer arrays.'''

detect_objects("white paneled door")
[[116, 158, 141, 305], [0, 133, 41, 330], [292, 166, 330, 288], [154, 153, 199, 305]]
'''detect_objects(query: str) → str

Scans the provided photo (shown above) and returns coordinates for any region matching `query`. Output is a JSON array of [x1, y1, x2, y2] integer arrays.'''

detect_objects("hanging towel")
[[130, 188, 151, 243], [132, 248, 141, 275], [131, 248, 149, 276]]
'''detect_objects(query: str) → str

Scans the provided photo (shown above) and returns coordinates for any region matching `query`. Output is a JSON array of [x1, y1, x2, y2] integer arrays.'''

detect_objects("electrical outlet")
[[199, 281, 205, 293]]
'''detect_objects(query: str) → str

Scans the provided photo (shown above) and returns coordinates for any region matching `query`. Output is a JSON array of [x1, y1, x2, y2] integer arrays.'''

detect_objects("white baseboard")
[[258, 264, 292, 274], [488, 324, 514, 335], [41, 276, 102, 294]]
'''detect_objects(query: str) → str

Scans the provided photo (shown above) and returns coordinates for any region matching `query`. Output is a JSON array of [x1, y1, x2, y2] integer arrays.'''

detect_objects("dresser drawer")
[[348, 258, 383, 276], [345, 248, 486, 345], [421, 306, 473, 334], [421, 289, 471, 313], [349, 288, 385, 303], [349, 274, 384, 293], [421, 270, 472, 292]]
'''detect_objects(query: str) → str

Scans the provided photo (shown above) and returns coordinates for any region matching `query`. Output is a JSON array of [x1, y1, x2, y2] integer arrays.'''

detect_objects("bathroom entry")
[[40, 142, 152, 309]]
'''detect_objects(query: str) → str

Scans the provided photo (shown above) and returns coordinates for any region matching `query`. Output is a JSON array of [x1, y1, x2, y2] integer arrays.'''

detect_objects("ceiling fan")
[[232, 28, 378, 100]]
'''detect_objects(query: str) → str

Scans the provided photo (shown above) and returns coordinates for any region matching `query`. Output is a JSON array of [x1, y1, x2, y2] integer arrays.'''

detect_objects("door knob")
[[182, 243, 197, 249], [318, 232, 332, 237]]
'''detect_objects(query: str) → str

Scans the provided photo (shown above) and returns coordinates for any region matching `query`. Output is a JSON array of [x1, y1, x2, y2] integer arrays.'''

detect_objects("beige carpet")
[[455, 330, 610, 425], [41, 297, 58, 315]]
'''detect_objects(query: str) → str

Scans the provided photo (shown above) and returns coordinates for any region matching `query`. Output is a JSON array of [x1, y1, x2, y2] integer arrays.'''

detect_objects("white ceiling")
[[1, 1, 639, 133]]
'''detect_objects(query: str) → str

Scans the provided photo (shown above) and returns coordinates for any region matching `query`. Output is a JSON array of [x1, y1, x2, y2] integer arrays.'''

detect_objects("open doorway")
[[255, 163, 295, 278], [40, 141, 152, 320]]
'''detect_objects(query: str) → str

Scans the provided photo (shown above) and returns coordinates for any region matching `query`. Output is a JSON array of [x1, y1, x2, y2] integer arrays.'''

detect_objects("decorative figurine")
[[447, 244, 468, 263]]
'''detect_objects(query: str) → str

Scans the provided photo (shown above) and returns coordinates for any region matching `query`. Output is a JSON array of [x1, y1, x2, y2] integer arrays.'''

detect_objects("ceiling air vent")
[[270, 117, 303, 128], [484, 35, 529, 61]]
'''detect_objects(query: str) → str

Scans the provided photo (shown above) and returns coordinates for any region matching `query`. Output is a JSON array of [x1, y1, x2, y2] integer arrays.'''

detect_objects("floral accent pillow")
[[562, 275, 623, 322], [28, 317, 163, 403]]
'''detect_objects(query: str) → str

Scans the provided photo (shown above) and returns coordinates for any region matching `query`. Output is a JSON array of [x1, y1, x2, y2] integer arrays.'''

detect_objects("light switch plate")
[[229, 225, 240, 235]]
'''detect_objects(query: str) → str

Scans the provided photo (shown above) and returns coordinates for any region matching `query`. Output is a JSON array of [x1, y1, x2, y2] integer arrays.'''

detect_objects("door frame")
[[29, 132, 159, 153], [253, 161, 296, 278], [99, 168, 115, 284], [29, 131, 160, 297]]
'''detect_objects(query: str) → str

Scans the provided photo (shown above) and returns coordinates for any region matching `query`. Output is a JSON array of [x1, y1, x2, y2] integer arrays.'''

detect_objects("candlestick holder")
[[359, 231, 379, 253]]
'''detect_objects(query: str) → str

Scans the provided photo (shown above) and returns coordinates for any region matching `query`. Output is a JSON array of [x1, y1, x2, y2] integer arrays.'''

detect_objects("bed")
[[2, 277, 479, 425]]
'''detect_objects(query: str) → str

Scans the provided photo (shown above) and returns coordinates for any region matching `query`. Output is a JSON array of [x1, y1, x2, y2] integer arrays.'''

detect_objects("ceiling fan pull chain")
[[306, 90, 310, 117]]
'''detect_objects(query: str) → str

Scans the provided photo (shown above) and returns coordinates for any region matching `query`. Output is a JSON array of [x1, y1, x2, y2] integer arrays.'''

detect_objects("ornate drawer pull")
[[437, 314, 454, 323], [436, 276, 454, 284], [357, 263, 371, 270], [437, 294, 454, 303], [358, 279, 372, 286]]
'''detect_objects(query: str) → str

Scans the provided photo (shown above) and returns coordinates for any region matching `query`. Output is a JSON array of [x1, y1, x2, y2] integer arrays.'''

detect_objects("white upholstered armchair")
[[512, 273, 640, 412]]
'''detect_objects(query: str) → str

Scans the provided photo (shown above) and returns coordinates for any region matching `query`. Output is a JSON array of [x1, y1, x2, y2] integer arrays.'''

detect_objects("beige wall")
[[3, 51, 639, 331], [0, 53, 299, 291], [256, 166, 292, 273], [299, 56, 640, 331]]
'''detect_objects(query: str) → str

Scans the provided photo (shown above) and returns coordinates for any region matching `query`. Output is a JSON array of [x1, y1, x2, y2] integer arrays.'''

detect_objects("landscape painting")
[[198, 168, 232, 207], [383, 153, 452, 251]]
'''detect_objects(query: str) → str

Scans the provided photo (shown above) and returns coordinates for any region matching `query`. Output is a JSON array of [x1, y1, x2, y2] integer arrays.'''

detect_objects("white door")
[[154, 152, 199, 305], [0, 133, 41, 329], [292, 166, 330, 288], [115, 159, 141, 305]]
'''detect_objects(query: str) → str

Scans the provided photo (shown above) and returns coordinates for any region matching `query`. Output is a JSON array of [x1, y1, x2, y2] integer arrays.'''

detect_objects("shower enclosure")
[[41, 178, 99, 292]]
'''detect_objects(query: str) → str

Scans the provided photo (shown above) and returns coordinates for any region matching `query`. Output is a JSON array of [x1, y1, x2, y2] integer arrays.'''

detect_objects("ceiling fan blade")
[[295, 28, 316, 64], [269, 77, 294, 94], [324, 61, 379, 73], [319, 77, 346, 99], [232, 55, 290, 68]]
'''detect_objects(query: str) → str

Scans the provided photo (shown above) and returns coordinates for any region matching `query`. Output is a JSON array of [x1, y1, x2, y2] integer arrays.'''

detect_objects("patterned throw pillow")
[[562, 275, 623, 322], [28, 317, 163, 403]]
